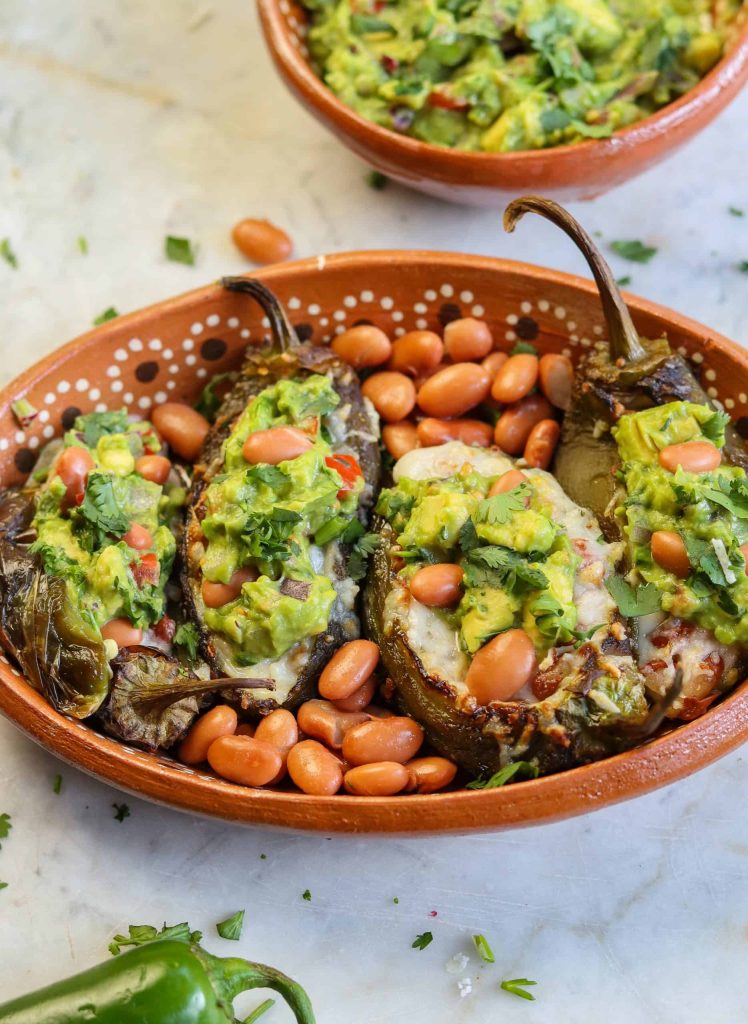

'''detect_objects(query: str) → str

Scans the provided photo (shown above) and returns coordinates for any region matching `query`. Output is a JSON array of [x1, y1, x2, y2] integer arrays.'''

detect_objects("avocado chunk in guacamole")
[[301, 0, 741, 152], [613, 401, 748, 646]]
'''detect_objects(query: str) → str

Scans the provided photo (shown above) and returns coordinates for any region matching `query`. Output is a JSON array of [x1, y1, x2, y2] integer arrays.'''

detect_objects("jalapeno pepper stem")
[[503, 196, 646, 364], [221, 277, 298, 353], [211, 954, 316, 1024]]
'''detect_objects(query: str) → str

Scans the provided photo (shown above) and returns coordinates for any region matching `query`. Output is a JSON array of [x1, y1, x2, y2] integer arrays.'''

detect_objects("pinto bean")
[[523, 418, 560, 469], [135, 454, 172, 485], [152, 403, 210, 462], [389, 330, 444, 376], [201, 566, 258, 608], [651, 530, 691, 577], [409, 563, 464, 608], [242, 426, 313, 465], [659, 441, 721, 474], [179, 705, 238, 765], [443, 318, 493, 362], [416, 417, 493, 448], [255, 708, 299, 760], [488, 469, 529, 497], [331, 325, 392, 368], [493, 394, 553, 455], [465, 629, 537, 704], [342, 717, 424, 766], [207, 734, 282, 787], [101, 618, 143, 649], [382, 421, 419, 460], [482, 351, 508, 379], [361, 372, 416, 423], [231, 218, 292, 265], [287, 740, 343, 795], [538, 354, 573, 410], [331, 674, 378, 713], [296, 699, 370, 750], [491, 354, 539, 404], [343, 762, 410, 796], [122, 523, 153, 550], [405, 757, 458, 794], [318, 640, 380, 701], [416, 363, 491, 418]]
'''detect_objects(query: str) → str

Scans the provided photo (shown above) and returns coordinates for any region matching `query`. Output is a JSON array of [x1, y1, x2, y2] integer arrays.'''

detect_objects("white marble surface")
[[1, 3, 748, 1020]]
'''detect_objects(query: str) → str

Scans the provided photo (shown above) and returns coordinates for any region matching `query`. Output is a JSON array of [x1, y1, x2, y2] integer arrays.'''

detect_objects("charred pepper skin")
[[0, 939, 316, 1024]]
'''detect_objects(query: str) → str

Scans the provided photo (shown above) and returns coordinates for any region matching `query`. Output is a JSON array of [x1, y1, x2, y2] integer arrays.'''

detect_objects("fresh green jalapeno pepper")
[[0, 938, 316, 1024]]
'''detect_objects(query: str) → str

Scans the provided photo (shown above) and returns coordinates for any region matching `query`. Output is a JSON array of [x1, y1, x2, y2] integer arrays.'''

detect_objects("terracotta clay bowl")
[[257, 0, 748, 208], [2, 251, 748, 833]]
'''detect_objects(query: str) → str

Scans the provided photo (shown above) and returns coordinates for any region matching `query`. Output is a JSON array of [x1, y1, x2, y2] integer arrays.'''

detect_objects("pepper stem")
[[128, 672, 275, 712], [503, 196, 646, 363], [204, 951, 316, 1024], [221, 277, 299, 353]]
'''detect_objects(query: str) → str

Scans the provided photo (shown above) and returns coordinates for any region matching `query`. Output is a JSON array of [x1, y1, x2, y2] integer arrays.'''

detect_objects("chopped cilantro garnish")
[[0, 238, 18, 269], [112, 802, 130, 823], [78, 235, 89, 254], [701, 409, 730, 445], [93, 307, 119, 326], [109, 921, 202, 956], [472, 934, 495, 963], [466, 761, 539, 789], [246, 464, 289, 489], [78, 474, 130, 544], [302, 889, 312, 901], [474, 484, 531, 526], [0, 813, 11, 847], [604, 576, 661, 617], [393, 897, 400, 904], [500, 978, 537, 1001], [367, 170, 388, 190], [0, 882, 7, 892], [260, 853, 267, 860], [729, 207, 745, 217], [174, 622, 200, 663], [412, 931, 433, 950], [165, 235, 196, 266], [243, 998, 276, 1024], [616, 275, 632, 287], [216, 909, 245, 941], [53, 774, 63, 795], [75, 410, 129, 447], [611, 239, 657, 264], [739, 261, 748, 274], [510, 340, 538, 356], [347, 531, 381, 581]]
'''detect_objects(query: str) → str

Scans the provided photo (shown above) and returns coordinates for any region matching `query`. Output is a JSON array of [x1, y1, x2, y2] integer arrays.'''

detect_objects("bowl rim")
[[2, 248, 748, 834], [257, 0, 748, 176]]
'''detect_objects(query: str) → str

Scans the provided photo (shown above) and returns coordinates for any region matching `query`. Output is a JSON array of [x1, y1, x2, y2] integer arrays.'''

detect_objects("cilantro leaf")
[[93, 307, 119, 326], [302, 889, 312, 901], [112, 802, 130, 822], [465, 547, 548, 594], [367, 170, 388, 190], [466, 761, 539, 789], [1, 238, 18, 269], [604, 576, 661, 616], [412, 931, 433, 950], [216, 909, 245, 941], [0, 882, 7, 892], [500, 978, 537, 1001], [246, 464, 289, 489], [616, 275, 632, 287], [243, 998, 276, 1024], [174, 622, 200, 663], [0, 813, 11, 847], [474, 484, 531, 526], [347, 532, 381, 581], [458, 517, 480, 552], [611, 240, 657, 264], [682, 534, 739, 587], [165, 235, 196, 265], [242, 508, 302, 562], [78, 473, 130, 543], [572, 623, 606, 647], [472, 934, 495, 963], [109, 921, 202, 956], [701, 409, 730, 446], [75, 410, 129, 447]]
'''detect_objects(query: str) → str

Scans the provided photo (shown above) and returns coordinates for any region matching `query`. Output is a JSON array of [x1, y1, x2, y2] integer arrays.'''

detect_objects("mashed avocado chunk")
[[30, 410, 177, 637], [301, 0, 741, 152], [199, 375, 364, 664], [377, 465, 579, 656], [614, 401, 748, 645]]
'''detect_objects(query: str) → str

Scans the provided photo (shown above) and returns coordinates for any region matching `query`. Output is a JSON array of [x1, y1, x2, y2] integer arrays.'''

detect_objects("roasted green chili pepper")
[[0, 938, 315, 1024]]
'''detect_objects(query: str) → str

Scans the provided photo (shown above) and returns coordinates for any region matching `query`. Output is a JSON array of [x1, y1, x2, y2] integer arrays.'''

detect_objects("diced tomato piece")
[[153, 615, 176, 643], [427, 90, 469, 112], [325, 453, 363, 499], [381, 55, 399, 75], [131, 552, 160, 588]]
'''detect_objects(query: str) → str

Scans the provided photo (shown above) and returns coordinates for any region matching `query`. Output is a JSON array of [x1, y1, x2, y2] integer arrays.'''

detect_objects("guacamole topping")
[[377, 465, 580, 656], [31, 410, 178, 639], [614, 400, 748, 646], [199, 374, 365, 666], [301, 0, 741, 152]]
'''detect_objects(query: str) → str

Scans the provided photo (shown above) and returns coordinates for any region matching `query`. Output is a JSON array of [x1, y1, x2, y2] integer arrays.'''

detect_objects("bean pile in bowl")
[[3, 198, 748, 806]]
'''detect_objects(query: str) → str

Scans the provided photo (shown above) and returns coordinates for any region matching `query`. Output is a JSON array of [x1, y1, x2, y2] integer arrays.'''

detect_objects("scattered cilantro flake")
[[501, 978, 537, 1001], [701, 409, 730, 445], [165, 235, 196, 266], [0, 238, 18, 269], [109, 921, 202, 956], [0, 813, 11, 847], [0, 882, 7, 891], [243, 998, 276, 1024], [572, 623, 605, 647], [466, 761, 539, 789], [472, 934, 495, 963], [174, 622, 200, 663], [76, 410, 130, 447], [475, 484, 531, 526], [510, 340, 538, 356], [616, 275, 632, 287], [112, 802, 130, 822], [260, 853, 267, 860], [367, 170, 388, 190], [605, 576, 661, 616], [216, 909, 245, 941], [53, 774, 63, 795], [611, 240, 657, 264], [301, 889, 312, 901], [729, 207, 744, 217], [393, 897, 400, 904], [347, 531, 381, 581], [93, 307, 119, 325], [78, 235, 89, 254], [247, 464, 289, 489], [412, 931, 433, 950], [739, 261, 748, 274]]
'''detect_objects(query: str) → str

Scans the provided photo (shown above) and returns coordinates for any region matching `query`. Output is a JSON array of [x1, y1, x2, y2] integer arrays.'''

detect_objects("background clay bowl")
[[258, 0, 748, 208], [1, 251, 748, 833]]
